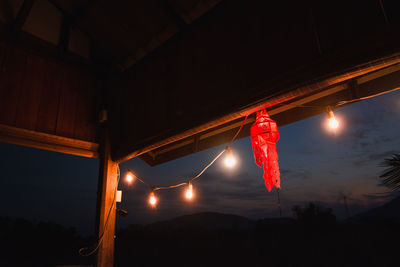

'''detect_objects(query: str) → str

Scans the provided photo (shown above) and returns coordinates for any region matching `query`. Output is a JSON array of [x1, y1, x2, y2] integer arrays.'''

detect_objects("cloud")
[[280, 168, 312, 180], [328, 170, 340, 175], [368, 150, 398, 161], [296, 147, 322, 155], [335, 98, 400, 153], [352, 149, 399, 167], [362, 192, 394, 201]]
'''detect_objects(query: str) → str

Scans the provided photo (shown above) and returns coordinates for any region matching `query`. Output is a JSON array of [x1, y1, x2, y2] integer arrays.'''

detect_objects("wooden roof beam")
[[0, 124, 99, 158], [12, 0, 34, 30], [160, 0, 187, 29], [57, 14, 71, 58]]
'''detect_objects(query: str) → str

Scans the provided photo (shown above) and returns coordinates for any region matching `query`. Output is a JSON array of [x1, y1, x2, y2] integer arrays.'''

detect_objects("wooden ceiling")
[[0, 0, 222, 158], [0, 0, 400, 165], [106, 0, 400, 164], [51, 0, 222, 70]]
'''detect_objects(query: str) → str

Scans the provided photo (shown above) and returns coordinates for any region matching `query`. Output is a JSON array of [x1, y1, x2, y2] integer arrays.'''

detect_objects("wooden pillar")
[[95, 126, 118, 267]]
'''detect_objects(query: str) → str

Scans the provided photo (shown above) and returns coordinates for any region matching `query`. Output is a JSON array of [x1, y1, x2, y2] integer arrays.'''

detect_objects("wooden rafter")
[[13, 0, 34, 30], [0, 124, 99, 158], [57, 14, 71, 58]]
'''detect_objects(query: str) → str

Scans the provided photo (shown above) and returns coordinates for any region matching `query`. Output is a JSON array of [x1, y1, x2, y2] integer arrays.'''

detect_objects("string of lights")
[[272, 86, 400, 109], [79, 86, 399, 257], [335, 86, 400, 106], [78, 116, 246, 256], [124, 132, 242, 206], [121, 87, 400, 207]]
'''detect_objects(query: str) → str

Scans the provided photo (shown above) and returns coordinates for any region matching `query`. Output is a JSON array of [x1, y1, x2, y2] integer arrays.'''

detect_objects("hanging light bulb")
[[125, 171, 135, 184], [224, 146, 237, 168], [326, 106, 339, 129], [149, 191, 157, 207], [185, 182, 193, 200]]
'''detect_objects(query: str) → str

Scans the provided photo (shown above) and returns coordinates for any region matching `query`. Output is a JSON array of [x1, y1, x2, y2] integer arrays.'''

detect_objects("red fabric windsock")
[[250, 110, 280, 191]]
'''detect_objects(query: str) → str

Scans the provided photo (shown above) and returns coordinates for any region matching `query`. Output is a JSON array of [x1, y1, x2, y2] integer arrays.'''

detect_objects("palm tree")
[[380, 154, 400, 191]]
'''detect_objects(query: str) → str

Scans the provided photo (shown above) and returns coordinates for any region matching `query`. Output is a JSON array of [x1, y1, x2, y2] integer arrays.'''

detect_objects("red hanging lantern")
[[250, 110, 280, 191]]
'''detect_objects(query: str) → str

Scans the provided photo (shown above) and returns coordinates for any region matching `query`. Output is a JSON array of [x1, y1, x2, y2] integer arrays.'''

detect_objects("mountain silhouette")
[[351, 195, 400, 222], [147, 212, 255, 231]]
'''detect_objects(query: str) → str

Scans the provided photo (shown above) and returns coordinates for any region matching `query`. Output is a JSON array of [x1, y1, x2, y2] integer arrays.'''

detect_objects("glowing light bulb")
[[224, 147, 237, 168], [125, 172, 134, 184], [185, 182, 193, 200], [328, 117, 339, 129], [326, 107, 339, 129], [149, 192, 157, 206]]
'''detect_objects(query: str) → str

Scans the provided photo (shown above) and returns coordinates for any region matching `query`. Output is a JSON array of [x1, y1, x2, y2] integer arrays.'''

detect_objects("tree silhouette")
[[292, 202, 336, 225], [379, 153, 400, 191]]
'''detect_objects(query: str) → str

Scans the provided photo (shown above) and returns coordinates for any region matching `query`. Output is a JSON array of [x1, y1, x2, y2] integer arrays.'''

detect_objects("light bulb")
[[328, 117, 339, 129], [125, 172, 134, 184], [224, 147, 237, 168], [185, 182, 193, 200], [326, 107, 339, 129], [149, 192, 157, 207]]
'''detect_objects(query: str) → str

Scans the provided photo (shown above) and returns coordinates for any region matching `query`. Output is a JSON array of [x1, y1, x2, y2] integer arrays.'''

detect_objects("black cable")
[[79, 165, 121, 256], [123, 115, 249, 191]]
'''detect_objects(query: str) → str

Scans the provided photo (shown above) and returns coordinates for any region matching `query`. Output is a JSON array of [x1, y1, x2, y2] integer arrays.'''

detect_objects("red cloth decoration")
[[250, 110, 280, 191]]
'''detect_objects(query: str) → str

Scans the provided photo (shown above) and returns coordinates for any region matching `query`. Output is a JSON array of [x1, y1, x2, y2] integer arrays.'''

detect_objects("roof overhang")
[[118, 54, 400, 164]]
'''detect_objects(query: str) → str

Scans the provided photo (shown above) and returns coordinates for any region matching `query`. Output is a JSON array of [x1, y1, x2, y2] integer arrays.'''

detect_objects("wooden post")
[[95, 125, 118, 267]]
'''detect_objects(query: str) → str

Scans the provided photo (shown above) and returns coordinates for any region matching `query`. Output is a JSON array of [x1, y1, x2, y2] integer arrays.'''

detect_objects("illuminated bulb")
[[185, 182, 193, 200], [224, 147, 237, 168], [328, 117, 339, 129], [326, 107, 339, 129], [149, 192, 157, 206], [125, 172, 134, 184]]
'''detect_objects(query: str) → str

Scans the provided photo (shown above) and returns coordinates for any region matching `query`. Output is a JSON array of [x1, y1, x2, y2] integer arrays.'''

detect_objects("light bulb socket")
[[187, 181, 193, 190], [326, 106, 335, 119]]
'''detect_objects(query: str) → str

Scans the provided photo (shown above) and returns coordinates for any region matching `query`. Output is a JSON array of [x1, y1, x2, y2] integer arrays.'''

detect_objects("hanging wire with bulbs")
[[121, 86, 400, 207], [124, 125, 244, 207], [77, 83, 400, 258], [122, 113, 249, 207]]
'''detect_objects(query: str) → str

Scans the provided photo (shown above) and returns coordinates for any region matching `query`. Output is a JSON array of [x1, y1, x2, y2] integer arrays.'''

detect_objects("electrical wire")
[[230, 114, 249, 143], [190, 148, 227, 182], [79, 165, 121, 257], [120, 86, 400, 194], [131, 173, 152, 188], [266, 87, 400, 220], [78, 84, 399, 257], [271, 87, 400, 109], [335, 86, 400, 106], [155, 182, 188, 191], [125, 147, 228, 192], [123, 115, 249, 193]]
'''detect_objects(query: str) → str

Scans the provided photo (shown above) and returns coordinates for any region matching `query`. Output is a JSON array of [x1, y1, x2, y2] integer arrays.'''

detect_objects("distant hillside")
[[148, 212, 255, 231], [351, 196, 400, 222]]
